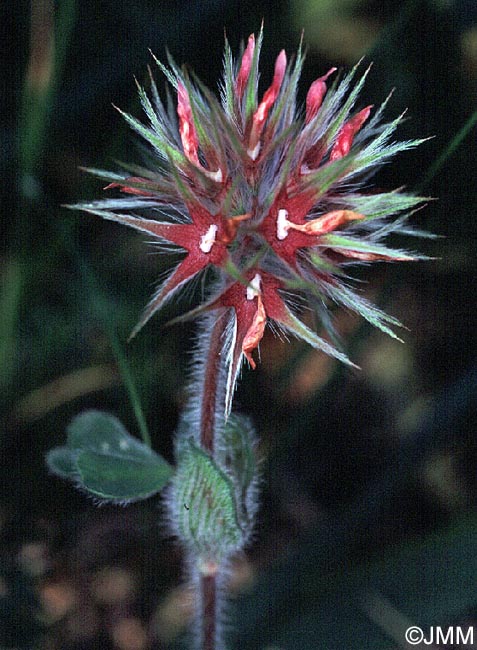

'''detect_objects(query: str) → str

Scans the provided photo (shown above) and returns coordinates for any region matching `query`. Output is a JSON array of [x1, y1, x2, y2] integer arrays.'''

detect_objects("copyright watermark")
[[405, 626, 474, 646], [405, 627, 425, 645]]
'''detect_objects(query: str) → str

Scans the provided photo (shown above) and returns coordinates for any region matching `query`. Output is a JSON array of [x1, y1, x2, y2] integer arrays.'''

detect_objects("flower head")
[[74, 28, 427, 411]]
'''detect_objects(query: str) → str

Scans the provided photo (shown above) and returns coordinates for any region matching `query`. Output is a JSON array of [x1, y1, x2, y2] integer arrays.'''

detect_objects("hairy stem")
[[197, 315, 228, 650], [200, 316, 226, 453], [200, 573, 218, 650]]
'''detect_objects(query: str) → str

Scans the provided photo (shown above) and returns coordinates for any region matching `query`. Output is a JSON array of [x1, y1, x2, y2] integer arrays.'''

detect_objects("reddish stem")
[[200, 317, 225, 453], [201, 574, 217, 650], [198, 316, 228, 649]]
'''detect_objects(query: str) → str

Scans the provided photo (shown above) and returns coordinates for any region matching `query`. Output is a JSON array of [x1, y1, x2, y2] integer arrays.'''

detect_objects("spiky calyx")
[[73, 28, 428, 411]]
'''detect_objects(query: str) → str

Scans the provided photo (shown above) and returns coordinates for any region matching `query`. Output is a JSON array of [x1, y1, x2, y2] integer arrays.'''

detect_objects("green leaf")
[[75, 449, 171, 502], [46, 447, 78, 479], [215, 415, 259, 529], [173, 442, 243, 559], [47, 411, 173, 503], [217, 415, 257, 495]]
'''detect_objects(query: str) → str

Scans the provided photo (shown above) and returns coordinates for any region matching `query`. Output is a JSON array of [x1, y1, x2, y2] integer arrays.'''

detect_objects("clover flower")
[[75, 29, 426, 412]]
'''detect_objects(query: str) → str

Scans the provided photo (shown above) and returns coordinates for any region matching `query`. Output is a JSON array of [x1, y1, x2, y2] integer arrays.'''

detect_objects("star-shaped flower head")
[[73, 27, 428, 413]]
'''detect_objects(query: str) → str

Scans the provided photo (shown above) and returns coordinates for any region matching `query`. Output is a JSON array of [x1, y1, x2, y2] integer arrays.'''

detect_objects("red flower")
[[74, 28, 427, 406]]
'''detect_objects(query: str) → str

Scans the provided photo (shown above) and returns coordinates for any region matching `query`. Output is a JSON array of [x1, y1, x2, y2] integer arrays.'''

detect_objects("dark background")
[[2, 1, 477, 648]]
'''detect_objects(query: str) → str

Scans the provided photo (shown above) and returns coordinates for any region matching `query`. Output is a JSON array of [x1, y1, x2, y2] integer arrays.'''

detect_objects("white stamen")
[[247, 142, 261, 161], [276, 208, 290, 240], [199, 224, 218, 253], [246, 273, 262, 300], [204, 168, 223, 183]]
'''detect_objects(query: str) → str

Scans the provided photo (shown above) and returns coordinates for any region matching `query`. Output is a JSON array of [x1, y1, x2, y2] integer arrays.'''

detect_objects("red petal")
[[258, 50, 287, 117], [329, 105, 372, 161], [213, 279, 259, 379], [205, 272, 288, 379], [334, 249, 414, 262], [305, 68, 336, 124], [177, 82, 200, 166], [235, 34, 255, 100], [289, 209, 365, 235], [104, 177, 155, 197], [242, 295, 267, 369], [248, 50, 287, 157]]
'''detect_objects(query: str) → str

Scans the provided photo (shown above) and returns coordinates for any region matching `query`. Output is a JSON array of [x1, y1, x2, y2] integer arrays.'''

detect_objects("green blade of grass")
[[75, 251, 151, 448], [19, 0, 78, 179], [417, 108, 477, 191], [0, 260, 23, 389], [107, 320, 152, 449]]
